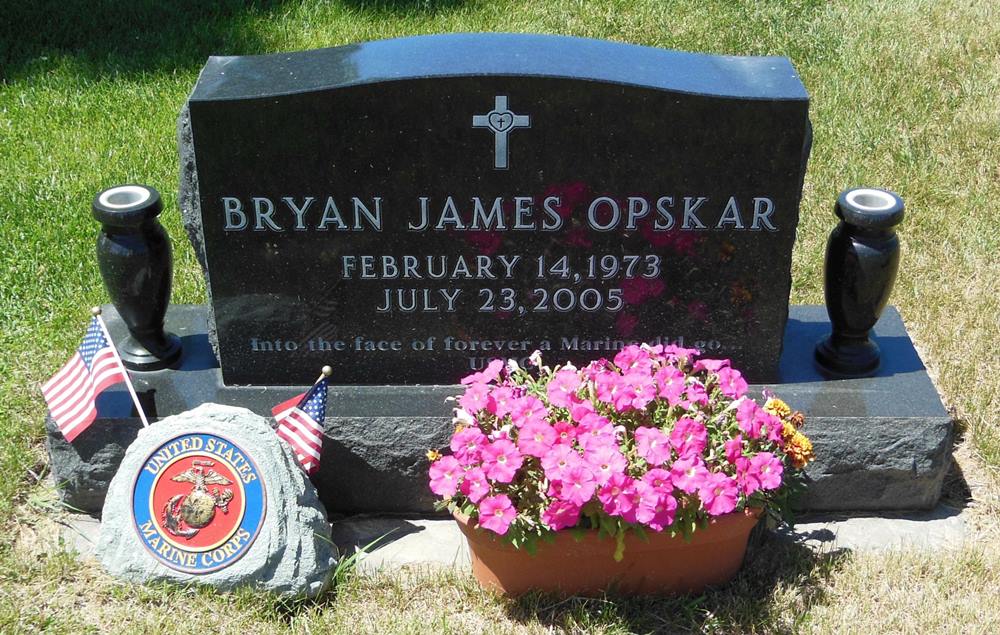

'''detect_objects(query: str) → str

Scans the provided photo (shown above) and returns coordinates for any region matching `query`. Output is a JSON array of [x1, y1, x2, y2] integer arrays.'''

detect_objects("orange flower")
[[781, 421, 797, 442], [784, 432, 815, 469]]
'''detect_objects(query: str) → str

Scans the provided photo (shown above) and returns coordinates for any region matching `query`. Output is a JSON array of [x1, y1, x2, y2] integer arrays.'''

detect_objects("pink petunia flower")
[[460, 466, 490, 503], [598, 472, 632, 515], [478, 494, 516, 535], [670, 456, 710, 494], [541, 444, 583, 482], [556, 465, 597, 506], [585, 445, 629, 485], [647, 491, 678, 531], [553, 420, 577, 445], [517, 421, 557, 458], [662, 344, 702, 363], [488, 386, 518, 418], [685, 382, 709, 406], [693, 358, 730, 373], [736, 456, 760, 495], [635, 426, 672, 466], [428, 456, 463, 497], [698, 471, 739, 516], [716, 367, 748, 399], [450, 426, 487, 465], [577, 416, 617, 451], [461, 359, 505, 385], [547, 368, 583, 408], [614, 345, 655, 373], [750, 451, 784, 490], [724, 435, 744, 464], [621, 481, 660, 525], [593, 369, 622, 406], [481, 439, 523, 483], [459, 382, 493, 414], [509, 395, 548, 428], [763, 413, 784, 445], [669, 417, 708, 458], [569, 399, 595, 423], [736, 399, 762, 438], [541, 500, 582, 531], [620, 371, 658, 410], [641, 467, 673, 493], [654, 366, 687, 404]]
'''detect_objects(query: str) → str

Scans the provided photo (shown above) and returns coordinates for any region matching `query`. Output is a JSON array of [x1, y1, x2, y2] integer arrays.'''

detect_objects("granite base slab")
[[60, 505, 967, 572], [45, 304, 952, 516]]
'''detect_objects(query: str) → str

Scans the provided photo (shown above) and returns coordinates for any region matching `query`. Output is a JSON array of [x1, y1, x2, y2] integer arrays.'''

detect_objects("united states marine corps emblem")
[[132, 433, 266, 573]]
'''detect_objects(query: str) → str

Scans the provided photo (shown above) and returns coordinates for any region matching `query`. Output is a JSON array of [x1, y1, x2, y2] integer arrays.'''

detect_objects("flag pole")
[[315, 365, 333, 386], [92, 307, 150, 428]]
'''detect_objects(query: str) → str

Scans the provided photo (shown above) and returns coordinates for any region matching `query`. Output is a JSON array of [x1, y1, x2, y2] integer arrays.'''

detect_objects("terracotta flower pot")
[[455, 508, 761, 596]]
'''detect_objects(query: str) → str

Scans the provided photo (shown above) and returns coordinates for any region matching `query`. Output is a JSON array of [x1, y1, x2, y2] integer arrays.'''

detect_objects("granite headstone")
[[180, 33, 811, 386], [45, 35, 951, 519]]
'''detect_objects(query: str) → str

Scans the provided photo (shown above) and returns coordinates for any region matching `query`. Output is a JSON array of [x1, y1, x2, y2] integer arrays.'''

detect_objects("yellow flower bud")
[[764, 397, 791, 418], [426, 449, 442, 462]]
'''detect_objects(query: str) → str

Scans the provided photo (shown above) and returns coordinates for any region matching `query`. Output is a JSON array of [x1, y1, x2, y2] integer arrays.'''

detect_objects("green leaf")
[[613, 528, 626, 562]]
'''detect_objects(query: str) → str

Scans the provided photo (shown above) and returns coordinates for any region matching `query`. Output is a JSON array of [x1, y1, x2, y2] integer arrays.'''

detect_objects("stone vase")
[[815, 187, 904, 377], [93, 184, 182, 370], [455, 508, 761, 596]]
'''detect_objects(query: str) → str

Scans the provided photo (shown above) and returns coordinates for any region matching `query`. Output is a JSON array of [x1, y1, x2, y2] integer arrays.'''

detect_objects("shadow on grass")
[[503, 532, 849, 634], [0, 0, 469, 82]]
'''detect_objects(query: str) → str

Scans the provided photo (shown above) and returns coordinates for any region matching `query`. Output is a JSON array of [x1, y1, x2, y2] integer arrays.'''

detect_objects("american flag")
[[271, 377, 329, 475], [41, 317, 127, 442]]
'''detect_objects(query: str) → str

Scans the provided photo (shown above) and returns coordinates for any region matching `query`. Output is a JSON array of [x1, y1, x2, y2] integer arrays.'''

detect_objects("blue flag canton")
[[302, 377, 329, 424], [79, 317, 111, 368]]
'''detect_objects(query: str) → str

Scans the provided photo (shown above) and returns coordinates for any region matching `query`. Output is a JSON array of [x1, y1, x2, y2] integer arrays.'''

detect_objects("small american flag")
[[271, 377, 329, 474], [41, 317, 127, 442]]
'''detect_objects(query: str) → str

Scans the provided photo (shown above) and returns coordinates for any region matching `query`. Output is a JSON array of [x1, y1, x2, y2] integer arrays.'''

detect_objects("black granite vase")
[[815, 187, 905, 377], [93, 185, 182, 370]]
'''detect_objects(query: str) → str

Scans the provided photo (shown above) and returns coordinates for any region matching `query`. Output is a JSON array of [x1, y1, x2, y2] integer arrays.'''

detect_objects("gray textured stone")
[[95, 403, 336, 596], [777, 505, 967, 552], [329, 517, 470, 573], [46, 305, 952, 515], [797, 417, 953, 511], [177, 103, 219, 355]]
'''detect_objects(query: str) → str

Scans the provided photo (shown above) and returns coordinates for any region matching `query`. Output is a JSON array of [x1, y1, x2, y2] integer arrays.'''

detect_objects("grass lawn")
[[1, 0, 998, 632]]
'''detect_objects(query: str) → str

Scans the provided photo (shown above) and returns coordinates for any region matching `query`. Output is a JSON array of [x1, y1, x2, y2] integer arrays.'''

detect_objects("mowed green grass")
[[1, 0, 998, 632]]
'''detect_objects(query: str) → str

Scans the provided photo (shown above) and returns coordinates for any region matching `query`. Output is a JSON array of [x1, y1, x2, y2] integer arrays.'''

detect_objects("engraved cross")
[[472, 96, 530, 170]]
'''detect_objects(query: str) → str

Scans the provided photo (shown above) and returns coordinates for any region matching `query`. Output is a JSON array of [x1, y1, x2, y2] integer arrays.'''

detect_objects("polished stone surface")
[[46, 303, 951, 516], [180, 34, 811, 385]]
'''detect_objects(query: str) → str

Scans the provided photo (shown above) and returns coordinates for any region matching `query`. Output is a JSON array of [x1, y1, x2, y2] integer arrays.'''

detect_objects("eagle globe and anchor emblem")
[[132, 432, 266, 573], [161, 459, 234, 538]]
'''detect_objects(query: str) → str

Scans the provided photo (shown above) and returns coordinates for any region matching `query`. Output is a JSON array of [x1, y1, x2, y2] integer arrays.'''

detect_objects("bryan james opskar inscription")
[[219, 192, 781, 315], [181, 34, 811, 385]]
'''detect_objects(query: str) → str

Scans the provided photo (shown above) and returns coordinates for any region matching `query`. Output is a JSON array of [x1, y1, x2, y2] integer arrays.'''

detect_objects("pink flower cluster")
[[429, 346, 789, 538]]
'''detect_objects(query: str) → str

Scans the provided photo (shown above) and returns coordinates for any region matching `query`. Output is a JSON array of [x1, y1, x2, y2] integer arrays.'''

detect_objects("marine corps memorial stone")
[[47, 33, 952, 518], [96, 404, 336, 596]]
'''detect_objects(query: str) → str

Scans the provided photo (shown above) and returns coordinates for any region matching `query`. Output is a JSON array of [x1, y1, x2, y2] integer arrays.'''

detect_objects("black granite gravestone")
[[180, 33, 811, 386]]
